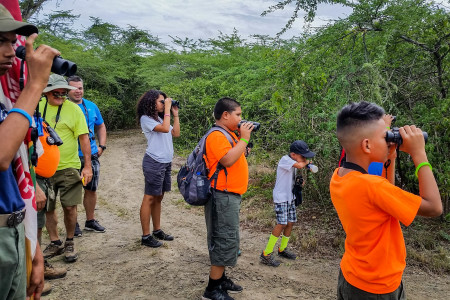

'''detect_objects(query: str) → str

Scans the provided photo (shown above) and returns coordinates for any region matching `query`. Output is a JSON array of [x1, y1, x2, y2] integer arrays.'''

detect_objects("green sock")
[[279, 235, 290, 252], [263, 234, 279, 255]]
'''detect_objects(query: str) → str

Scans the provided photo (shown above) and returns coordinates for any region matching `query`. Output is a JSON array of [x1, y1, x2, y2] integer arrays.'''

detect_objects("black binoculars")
[[238, 120, 260, 132], [160, 99, 180, 108], [385, 127, 428, 145], [44, 121, 63, 146], [15, 46, 77, 77]]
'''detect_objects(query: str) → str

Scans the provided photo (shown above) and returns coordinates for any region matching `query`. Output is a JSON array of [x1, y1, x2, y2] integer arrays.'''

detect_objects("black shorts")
[[142, 154, 171, 196]]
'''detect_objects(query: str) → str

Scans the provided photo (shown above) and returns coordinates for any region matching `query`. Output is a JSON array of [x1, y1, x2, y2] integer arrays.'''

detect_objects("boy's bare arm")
[[219, 122, 253, 167], [400, 125, 442, 217]]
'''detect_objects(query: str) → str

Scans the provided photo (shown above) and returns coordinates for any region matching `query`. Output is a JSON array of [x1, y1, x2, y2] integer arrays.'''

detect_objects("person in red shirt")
[[330, 101, 442, 299]]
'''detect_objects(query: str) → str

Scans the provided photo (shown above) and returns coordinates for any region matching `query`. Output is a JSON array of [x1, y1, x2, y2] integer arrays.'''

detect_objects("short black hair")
[[337, 101, 385, 133], [67, 75, 82, 83], [213, 97, 240, 120]]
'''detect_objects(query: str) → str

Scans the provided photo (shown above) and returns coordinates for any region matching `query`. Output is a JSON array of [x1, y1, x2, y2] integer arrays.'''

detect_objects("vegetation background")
[[20, 0, 449, 272]]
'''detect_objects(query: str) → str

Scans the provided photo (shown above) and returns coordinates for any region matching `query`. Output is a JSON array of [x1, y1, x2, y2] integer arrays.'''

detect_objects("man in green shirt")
[[37, 74, 92, 263]]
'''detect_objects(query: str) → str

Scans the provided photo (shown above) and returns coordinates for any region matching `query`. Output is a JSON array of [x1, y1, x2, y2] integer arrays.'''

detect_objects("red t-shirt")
[[205, 130, 248, 195], [330, 168, 421, 294]]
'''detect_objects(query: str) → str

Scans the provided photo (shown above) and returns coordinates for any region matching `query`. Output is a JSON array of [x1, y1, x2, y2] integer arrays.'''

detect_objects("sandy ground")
[[41, 129, 450, 300]]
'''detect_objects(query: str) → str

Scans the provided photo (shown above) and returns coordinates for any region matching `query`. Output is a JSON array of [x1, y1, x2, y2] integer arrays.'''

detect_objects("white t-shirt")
[[272, 155, 297, 204], [140, 115, 173, 163]]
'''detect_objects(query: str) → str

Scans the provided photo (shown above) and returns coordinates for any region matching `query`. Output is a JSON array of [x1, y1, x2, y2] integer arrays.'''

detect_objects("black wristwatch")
[[99, 145, 106, 150]]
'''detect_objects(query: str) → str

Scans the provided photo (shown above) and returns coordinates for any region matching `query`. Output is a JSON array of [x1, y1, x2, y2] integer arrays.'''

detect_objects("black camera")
[[238, 120, 260, 132], [15, 46, 77, 77], [385, 127, 428, 145], [44, 121, 63, 146]]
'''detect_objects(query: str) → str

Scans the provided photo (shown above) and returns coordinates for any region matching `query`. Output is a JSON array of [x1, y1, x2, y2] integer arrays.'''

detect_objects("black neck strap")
[[43, 99, 63, 129], [342, 161, 368, 174]]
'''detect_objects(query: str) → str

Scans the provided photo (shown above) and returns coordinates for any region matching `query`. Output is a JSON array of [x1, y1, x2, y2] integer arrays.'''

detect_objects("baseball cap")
[[43, 74, 77, 93], [289, 140, 315, 158], [0, 4, 38, 36]]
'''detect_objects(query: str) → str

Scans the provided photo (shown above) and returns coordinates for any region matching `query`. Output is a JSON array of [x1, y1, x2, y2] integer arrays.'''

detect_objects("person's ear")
[[222, 111, 229, 120], [361, 139, 371, 154]]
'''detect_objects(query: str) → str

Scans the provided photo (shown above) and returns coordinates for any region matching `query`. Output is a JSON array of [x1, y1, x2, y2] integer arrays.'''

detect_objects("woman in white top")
[[136, 90, 180, 248]]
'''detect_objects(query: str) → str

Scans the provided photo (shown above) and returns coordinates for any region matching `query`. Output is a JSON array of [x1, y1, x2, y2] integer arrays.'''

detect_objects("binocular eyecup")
[[15, 46, 77, 77]]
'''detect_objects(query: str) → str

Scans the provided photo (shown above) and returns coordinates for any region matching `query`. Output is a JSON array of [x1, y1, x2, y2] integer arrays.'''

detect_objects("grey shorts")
[[80, 154, 100, 192], [204, 190, 241, 267], [337, 269, 405, 300], [142, 154, 171, 196]]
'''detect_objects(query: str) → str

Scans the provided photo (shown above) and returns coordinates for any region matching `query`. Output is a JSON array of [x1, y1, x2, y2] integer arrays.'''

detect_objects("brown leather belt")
[[0, 209, 26, 228]]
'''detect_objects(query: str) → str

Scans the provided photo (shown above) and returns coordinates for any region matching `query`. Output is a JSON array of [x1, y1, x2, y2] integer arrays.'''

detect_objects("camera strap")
[[342, 161, 368, 174], [43, 99, 63, 130]]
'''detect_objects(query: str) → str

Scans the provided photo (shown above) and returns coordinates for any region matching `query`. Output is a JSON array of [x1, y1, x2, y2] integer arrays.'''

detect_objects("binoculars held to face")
[[385, 127, 428, 145], [15, 46, 77, 77], [238, 120, 260, 132]]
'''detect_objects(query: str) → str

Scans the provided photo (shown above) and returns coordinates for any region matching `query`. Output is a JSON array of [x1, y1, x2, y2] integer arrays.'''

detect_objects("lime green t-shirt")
[[39, 98, 88, 170]]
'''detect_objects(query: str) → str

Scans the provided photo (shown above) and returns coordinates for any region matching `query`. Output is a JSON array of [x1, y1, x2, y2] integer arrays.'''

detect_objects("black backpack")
[[177, 126, 236, 206]]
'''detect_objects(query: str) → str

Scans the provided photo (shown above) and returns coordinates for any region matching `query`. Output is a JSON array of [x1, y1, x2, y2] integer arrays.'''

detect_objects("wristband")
[[240, 138, 249, 144], [415, 162, 432, 177], [8, 108, 32, 127], [386, 126, 391, 130], [164, 114, 170, 117]]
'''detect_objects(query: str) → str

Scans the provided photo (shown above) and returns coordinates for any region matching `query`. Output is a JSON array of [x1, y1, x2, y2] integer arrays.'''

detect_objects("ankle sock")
[[206, 276, 222, 291], [66, 238, 73, 242], [153, 229, 162, 234], [51, 240, 62, 246], [142, 234, 151, 240]]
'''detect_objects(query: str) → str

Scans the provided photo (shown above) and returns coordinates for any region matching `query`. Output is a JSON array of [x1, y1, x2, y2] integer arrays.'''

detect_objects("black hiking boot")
[[221, 277, 243, 294], [278, 248, 297, 260], [202, 285, 234, 300], [260, 251, 281, 267]]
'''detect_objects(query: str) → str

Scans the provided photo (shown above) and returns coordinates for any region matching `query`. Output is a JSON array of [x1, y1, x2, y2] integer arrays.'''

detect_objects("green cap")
[[43, 74, 77, 93], [0, 4, 38, 36]]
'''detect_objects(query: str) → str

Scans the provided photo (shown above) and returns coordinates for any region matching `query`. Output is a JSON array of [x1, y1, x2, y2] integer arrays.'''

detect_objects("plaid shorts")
[[80, 154, 100, 192], [274, 201, 297, 225]]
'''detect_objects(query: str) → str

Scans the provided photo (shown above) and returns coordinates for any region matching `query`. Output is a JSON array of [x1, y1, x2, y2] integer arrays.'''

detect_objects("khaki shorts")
[[47, 168, 83, 211], [36, 176, 56, 229]]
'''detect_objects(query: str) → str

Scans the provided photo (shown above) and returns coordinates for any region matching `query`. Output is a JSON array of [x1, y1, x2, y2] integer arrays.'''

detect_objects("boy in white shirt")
[[260, 140, 315, 267]]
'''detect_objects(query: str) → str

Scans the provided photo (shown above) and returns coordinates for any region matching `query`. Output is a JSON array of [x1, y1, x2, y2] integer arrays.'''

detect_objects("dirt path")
[[42, 129, 449, 300]]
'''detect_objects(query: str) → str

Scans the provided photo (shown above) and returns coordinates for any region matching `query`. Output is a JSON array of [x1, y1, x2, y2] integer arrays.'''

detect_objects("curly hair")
[[136, 89, 166, 123]]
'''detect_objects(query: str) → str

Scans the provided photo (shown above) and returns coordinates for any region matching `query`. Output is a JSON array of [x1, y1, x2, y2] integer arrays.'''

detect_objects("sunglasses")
[[52, 92, 67, 98]]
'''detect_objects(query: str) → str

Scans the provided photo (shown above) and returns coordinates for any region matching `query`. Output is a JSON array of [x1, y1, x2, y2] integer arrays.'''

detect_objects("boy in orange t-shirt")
[[330, 101, 442, 299], [202, 97, 254, 300]]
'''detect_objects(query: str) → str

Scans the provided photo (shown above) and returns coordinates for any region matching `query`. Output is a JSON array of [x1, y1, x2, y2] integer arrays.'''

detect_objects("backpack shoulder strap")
[[207, 125, 237, 146], [203, 125, 237, 190]]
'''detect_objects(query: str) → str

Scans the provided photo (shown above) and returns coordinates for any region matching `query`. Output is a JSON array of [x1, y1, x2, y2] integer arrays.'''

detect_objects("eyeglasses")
[[52, 92, 67, 99]]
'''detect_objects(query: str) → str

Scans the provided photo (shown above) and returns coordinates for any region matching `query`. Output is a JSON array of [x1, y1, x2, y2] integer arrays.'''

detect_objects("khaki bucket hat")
[[43, 74, 77, 93], [0, 4, 38, 36]]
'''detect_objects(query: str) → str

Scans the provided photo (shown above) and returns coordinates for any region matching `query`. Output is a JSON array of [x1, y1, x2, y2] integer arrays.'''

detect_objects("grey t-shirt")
[[140, 115, 173, 163]]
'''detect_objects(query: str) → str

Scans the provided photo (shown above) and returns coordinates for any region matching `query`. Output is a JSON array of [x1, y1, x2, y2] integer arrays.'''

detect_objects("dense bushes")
[[34, 0, 449, 216]]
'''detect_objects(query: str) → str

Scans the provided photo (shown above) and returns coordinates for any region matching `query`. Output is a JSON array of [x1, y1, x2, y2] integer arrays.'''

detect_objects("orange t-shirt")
[[330, 168, 421, 294], [205, 130, 248, 195]]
